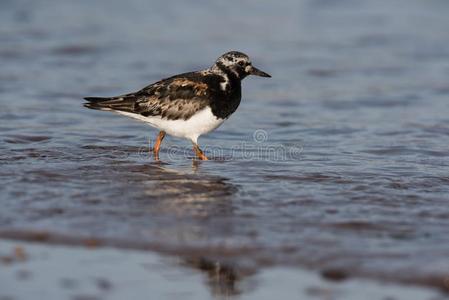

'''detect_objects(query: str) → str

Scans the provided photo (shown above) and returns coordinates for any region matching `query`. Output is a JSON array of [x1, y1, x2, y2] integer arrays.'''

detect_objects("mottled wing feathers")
[[134, 75, 211, 120], [84, 72, 222, 120]]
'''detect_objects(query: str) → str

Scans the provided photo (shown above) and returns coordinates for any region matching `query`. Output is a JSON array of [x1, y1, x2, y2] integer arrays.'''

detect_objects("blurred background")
[[1, 0, 449, 299]]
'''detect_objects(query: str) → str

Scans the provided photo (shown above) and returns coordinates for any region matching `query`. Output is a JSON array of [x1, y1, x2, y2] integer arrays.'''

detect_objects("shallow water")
[[1, 0, 449, 295]]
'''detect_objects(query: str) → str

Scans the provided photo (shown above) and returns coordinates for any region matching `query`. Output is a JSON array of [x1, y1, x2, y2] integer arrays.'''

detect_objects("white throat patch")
[[220, 75, 230, 91]]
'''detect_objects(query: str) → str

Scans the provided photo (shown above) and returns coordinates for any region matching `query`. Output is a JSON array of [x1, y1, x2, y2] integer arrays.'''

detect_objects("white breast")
[[116, 107, 225, 143]]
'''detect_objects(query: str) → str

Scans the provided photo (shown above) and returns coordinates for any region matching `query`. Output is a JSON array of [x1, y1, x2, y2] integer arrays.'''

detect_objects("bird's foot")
[[193, 144, 209, 160]]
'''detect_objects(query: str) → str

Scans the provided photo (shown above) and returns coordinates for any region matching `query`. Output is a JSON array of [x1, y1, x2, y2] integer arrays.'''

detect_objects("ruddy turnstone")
[[84, 51, 271, 160]]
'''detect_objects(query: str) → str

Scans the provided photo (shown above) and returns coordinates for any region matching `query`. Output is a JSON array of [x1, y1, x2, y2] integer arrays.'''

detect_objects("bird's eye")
[[238, 61, 245, 66]]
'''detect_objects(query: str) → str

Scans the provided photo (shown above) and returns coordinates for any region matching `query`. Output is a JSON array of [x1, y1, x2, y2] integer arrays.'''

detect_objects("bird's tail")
[[83, 97, 112, 110], [83, 96, 136, 112]]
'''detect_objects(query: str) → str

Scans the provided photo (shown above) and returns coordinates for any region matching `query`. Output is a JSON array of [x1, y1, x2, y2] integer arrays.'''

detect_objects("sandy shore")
[[0, 239, 445, 300]]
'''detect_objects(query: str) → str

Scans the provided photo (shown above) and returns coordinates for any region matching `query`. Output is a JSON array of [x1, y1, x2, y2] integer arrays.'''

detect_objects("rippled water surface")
[[1, 0, 449, 294]]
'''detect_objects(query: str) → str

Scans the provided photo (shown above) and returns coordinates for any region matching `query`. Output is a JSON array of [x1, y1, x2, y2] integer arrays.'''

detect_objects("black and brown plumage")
[[84, 51, 271, 160]]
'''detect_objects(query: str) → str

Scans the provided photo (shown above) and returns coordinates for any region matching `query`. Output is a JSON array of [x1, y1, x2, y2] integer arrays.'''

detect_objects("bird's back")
[[84, 70, 240, 120]]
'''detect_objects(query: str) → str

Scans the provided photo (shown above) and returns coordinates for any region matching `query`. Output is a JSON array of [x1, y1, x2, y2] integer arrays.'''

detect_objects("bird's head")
[[213, 51, 271, 79]]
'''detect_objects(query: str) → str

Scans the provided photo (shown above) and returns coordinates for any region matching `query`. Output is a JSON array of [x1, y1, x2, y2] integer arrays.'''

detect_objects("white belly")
[[116, 107, 225, 143]]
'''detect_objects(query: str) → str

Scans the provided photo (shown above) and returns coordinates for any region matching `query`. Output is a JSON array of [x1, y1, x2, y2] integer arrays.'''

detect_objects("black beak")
[[249, 66, 271, 78]]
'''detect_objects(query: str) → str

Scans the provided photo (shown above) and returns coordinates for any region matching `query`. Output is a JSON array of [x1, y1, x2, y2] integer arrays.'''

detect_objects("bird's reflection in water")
[[140, 160, 237, 218], [140, 161, 247, 297], [184, 257, 244, 297]]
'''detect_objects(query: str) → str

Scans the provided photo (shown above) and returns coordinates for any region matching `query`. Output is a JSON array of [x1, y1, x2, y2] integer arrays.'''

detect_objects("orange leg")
[[193, 143, 208, 160], [153, 131, 166, 159]]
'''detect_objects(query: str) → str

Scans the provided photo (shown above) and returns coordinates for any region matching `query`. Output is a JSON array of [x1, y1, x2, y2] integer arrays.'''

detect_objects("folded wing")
[[84, 73, 216, 121]]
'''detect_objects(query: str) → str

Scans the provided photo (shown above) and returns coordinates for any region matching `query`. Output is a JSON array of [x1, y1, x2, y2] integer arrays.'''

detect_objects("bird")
[[84, 51, 271, 160]]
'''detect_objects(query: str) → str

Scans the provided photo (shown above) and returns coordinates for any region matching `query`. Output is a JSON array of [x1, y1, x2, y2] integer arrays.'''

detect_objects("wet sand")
[[1, 240, 445, 300]]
